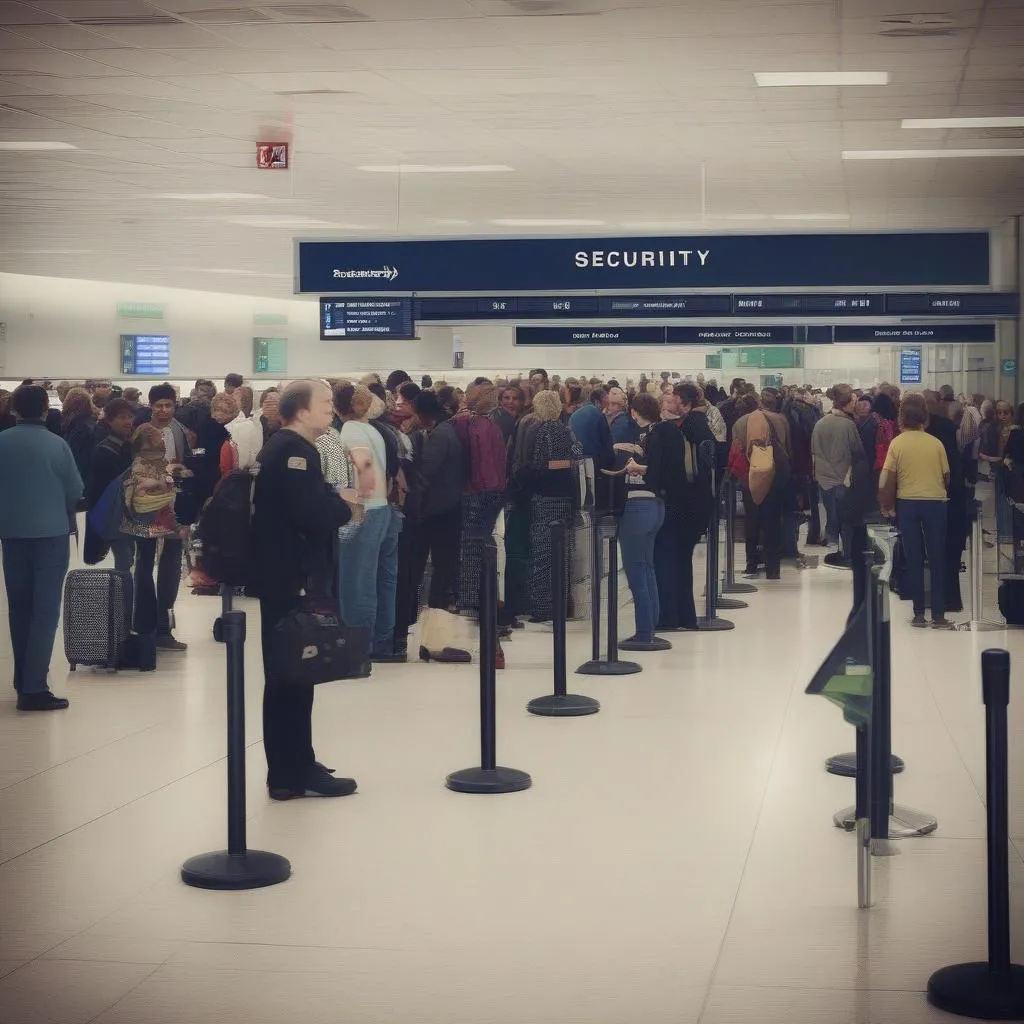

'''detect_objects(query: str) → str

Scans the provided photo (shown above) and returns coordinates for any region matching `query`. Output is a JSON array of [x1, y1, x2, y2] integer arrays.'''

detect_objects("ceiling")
[[0, 0, 1022, 298]]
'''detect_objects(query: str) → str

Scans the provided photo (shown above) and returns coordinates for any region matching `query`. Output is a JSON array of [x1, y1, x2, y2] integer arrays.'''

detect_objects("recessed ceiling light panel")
[[902, 117, 1024, 130], [0, 141, 77, 151], [491, 218, 605, 227], [358, 165, 514, 174], [755, 72, 889, 87], [157, 193, 270, 201], [843, 149, 1024, 160]]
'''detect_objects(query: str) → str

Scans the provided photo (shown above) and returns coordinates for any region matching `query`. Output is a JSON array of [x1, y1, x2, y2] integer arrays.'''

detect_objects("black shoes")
[[17, 691, 69, 711], [269, 763, 357, 801], [823, 553, 852, 569], [155, 633, 188, 651]]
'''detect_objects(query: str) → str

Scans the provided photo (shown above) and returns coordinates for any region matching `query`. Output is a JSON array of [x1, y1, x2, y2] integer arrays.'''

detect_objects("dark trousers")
[[260, 596, 315, 790], [134, 537, 182, 635], [2, 535, 69, 694], [743, 484, 783, 574], [653, 519, 700, 629], [393, 516, 419, 651], [897, 499, 947, 619], [409, 509, 461, 611]]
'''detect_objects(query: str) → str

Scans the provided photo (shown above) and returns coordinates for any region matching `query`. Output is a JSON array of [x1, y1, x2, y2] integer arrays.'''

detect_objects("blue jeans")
[[618, 497, 665, 640], [338, 506, 400, 657], [2, 536, 70, 694], [821, 484, 845, 547], [897, 499, 947, 619]]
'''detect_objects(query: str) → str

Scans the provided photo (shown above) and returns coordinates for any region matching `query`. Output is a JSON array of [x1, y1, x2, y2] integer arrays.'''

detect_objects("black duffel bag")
[[266, 599, 371, 686]]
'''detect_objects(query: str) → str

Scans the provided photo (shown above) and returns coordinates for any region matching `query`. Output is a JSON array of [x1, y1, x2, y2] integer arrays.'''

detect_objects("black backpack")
[[195, 469, 255, 587]]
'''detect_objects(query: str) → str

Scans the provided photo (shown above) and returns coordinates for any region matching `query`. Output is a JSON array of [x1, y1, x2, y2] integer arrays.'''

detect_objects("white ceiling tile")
[[0, 49, 127, 76], [0, 1, 62, 24], [76, 23, 238, 49], [1, 24, 129, 50]]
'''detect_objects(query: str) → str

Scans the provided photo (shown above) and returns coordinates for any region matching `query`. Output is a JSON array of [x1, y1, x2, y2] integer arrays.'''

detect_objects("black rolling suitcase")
[[63, 569, 133, 670]]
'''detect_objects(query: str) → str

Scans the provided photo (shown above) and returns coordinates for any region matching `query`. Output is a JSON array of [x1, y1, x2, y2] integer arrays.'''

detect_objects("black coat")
[[62, 415, 96, 483], [84, 436, 130, 510], [174, 418, 229, 526], [249, 428, 351, 599]]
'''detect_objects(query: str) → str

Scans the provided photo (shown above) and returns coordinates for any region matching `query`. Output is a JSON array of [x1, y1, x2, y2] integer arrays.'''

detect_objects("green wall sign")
[[117, 302, 164, 320], [1001, 358, 1017, 377], [254, 313, 289, 326]]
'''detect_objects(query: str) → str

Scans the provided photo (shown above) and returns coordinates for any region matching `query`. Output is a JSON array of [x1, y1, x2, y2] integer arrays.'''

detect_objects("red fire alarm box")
[[256, 143, 289, 170]]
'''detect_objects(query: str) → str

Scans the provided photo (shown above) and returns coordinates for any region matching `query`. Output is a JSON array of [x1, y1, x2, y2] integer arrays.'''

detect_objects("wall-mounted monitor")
[[254, 337, 287, 374], [120, 334, 170, 375], [320, 298, 414, 340]]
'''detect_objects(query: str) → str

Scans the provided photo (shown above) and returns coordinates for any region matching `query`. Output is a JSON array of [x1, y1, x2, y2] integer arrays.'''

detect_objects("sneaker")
[[16, 690, 69, 711], [155, 633, 187, 651], [911, 613, 928, 628], [823, 554, 852, 570], [932, 617, 956, 630], [269, 765, 357, 801]]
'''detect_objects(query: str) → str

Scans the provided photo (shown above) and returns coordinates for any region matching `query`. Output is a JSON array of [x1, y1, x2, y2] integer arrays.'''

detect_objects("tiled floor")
[[1, 523, 1022, 1024]]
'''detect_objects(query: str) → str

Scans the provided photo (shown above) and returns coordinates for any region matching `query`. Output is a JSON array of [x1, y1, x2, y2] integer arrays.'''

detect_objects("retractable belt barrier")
[[181, 595, 291, 891], [446, 541, 532, 795]]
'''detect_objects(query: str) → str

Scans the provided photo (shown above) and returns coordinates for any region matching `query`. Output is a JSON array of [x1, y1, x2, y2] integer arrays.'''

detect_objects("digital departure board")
[[666, 326, 797, 344], [731, 294, 882, 314], [120, 334, 169, 375], [900, 348, 923, 385], [320, 298, 414, 339], [254, 337, 287, 374], [515, 326, 668, 346], [884, 293, 1018, 316], [833, 324, 996, 344]]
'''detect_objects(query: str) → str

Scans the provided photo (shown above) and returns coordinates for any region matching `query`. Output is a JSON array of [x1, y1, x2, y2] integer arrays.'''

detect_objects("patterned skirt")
[[528, 494, 574, 621], [457, 491, 506, 611]]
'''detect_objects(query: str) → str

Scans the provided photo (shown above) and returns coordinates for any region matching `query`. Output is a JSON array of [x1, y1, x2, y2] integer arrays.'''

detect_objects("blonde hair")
[[532, 389, 563, 422], [212, 393, 239, 420]]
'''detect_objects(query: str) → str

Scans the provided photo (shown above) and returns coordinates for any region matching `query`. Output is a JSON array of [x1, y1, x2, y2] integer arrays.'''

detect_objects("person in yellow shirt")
[[879, 393, 952, 629]]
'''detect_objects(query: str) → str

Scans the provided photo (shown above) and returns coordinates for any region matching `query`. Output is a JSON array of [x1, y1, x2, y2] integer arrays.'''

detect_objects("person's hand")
[[624, 458, 644, 475], [177, 525, 191, 541], [881, 507, 896, 519]]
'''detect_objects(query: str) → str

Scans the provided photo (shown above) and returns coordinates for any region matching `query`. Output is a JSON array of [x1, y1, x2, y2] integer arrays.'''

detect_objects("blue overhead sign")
[[884, 292, 1018, 316], [666, 325, 797, 344], [297, 231, 989, 293], [834, 324, 996, 343], [515, 326, 666, 346]]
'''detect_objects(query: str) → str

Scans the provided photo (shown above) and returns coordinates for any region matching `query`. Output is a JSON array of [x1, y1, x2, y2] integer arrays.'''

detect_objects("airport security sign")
[[296, 232, 989, 294]]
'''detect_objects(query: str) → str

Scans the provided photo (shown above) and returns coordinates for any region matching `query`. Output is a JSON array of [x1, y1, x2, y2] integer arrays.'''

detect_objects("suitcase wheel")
[[69, 663, 76, 672]]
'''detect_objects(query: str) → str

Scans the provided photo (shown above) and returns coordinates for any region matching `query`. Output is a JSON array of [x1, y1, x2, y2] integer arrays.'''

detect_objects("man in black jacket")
[[83, 399, 134, 570], [250, 380, 356, 801]]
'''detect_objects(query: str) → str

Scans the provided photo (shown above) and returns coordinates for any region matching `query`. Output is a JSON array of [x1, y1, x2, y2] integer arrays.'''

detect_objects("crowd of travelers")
[[0, 368, 1012, 799]]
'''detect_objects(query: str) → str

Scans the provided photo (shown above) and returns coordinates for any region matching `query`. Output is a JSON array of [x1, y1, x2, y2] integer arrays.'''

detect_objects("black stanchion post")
[[529, 522, 601, 716], [577, 517, 641, 676], [446, 542, 532, 793], [181, 609, 291, 890], [722, 475, 756, 596], [698, 469, 735, 632], [927, 649, 1024, 1020]]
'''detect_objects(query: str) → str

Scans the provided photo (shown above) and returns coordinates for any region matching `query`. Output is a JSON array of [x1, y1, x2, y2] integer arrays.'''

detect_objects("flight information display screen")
[[254, 337, 287, 374], [120, 334, 170, 375], [320, 298, 414, 339]]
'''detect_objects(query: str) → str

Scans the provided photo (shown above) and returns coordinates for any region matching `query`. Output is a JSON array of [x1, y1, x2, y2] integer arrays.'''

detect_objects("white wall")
[[0, 273, 453, 380]]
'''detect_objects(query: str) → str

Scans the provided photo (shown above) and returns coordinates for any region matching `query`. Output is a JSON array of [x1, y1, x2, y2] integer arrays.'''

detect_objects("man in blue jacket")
[[0, 385, 82, 710]]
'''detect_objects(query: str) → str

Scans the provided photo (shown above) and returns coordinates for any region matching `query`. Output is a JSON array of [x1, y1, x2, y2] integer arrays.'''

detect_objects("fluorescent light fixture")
[[755, 71, 889, 87], [491, 218, 605, 227], [224, 216, 374, 229], [195, 269, 292, 279], [620, 221, 701, 230], [902, 116, 1024, 130], [428, 218, 473, 226], [722, 213, 769, 221], [772, 213, 849, 220], [359, 164, 513, 174], [843, 149, 1024, 160], [0, 141, 77, 151], [157, 192, 269, 200]]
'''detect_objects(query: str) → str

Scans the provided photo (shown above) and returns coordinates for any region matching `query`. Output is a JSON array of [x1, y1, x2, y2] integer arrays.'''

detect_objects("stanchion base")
[[957, 620, 1007, 633], [619, 637, 672, 652], [928, 962, 1024, 1020], [697, 616, 735, 632], [722, 581, 758, 594], [833, 804, 939, 837], [825, 751, 906, 777], [717, 596, 748, 610], [445, 767, 532, 794], [181, 849, 291, 891], [576, 659, 642, 676], [527, 693, 601, 717]]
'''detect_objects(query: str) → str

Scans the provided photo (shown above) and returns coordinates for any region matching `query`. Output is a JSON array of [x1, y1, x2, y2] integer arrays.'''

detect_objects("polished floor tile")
[[1, 524, 1022, 1022]]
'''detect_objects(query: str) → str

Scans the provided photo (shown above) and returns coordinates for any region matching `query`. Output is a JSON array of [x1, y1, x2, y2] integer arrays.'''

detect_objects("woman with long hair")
[[60, 387, 96, 483], [981, 399, 1018, 540]]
